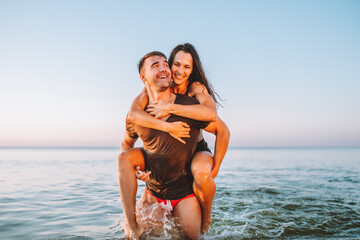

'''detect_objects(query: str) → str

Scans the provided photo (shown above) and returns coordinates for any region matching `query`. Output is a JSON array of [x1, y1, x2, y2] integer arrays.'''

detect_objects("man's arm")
[[121, 131, 138, 152], [122, 114, 152, 181], [203, 117, 230, 178], [121, 114, 139, 152]]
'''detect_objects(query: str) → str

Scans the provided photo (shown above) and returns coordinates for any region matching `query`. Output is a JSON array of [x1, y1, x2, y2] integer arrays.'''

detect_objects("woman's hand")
[[146, 100, 172, 119], [165, 121, 190, 144], [211, 166, 220, 179]]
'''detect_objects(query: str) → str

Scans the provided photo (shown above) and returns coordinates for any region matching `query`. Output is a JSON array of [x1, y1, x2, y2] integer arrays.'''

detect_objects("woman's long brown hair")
[[168, 43, 222, 106]]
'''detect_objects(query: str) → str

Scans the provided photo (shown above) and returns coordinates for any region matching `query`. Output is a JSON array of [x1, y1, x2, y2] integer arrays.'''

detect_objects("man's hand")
[[166, 121, 190, 144], [146, 100, 171, 119], [134, 166, 151, 182]]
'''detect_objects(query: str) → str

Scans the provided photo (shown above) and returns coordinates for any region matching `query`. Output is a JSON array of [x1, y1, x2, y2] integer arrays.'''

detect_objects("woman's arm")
[[146, 82, 217, 122], [126, 87, 190, 144], [203, 117, 230, 178]]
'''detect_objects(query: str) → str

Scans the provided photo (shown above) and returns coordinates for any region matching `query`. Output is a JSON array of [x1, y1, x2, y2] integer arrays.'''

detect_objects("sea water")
[[0, 147, 359, 239]]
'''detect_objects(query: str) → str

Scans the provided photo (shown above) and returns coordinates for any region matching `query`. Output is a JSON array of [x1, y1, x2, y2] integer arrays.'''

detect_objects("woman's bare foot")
[[201, 214, 211, 233]]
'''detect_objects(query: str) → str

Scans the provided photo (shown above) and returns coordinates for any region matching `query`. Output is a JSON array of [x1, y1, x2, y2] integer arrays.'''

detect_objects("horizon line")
[[0, 146, 359, 149]]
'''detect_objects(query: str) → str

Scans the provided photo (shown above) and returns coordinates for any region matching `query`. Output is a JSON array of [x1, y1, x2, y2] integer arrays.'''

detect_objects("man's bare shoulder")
[[136, 88, 149, 102]]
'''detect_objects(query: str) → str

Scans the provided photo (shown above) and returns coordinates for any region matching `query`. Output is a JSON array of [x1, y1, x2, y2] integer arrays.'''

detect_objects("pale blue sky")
[[1, 0, 359, 147]]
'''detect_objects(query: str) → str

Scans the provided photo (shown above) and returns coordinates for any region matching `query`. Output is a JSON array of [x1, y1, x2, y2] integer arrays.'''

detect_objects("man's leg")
[[117, 148, 146, 239], [191, 151, 216, 233], [137, 190, 167, 226], [173, 196, 202, 240]]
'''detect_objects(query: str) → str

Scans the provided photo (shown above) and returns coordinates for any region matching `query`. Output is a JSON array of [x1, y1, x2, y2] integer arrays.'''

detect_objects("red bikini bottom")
[[145, 188, 195, 208]]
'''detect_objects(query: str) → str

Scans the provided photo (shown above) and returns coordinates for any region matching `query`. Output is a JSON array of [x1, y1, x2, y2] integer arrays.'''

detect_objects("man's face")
[[141, 56, 171, 91]]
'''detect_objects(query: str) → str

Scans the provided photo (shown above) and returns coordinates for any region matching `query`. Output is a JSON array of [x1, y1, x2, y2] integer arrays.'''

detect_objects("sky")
[[0, 0, 359, 148]]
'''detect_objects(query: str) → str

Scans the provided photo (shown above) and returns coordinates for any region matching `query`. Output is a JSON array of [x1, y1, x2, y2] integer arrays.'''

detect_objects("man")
[[118, 51, 228, 240]]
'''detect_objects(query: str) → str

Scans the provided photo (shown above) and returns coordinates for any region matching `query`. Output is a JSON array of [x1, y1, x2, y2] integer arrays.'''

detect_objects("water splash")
[[113, 202, 183, 240], [137, 202, 183, 240]]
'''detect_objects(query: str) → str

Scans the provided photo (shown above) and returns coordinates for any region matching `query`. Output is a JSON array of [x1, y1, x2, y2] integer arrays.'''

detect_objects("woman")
[[126, 43, 230, 233]]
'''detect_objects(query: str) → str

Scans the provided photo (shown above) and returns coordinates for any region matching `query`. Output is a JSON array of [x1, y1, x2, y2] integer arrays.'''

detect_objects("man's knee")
[[181, 214, 201, 240], [182, 221, 200, 240], [184, 229, 200, 240]]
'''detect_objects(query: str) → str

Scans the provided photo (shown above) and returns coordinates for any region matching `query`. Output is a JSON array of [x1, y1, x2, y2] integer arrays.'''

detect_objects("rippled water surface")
[[0, 147, 359, 239]]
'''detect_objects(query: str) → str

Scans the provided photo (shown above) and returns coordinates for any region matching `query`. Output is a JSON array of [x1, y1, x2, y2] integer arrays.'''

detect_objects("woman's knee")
[[193, 168, 212, 186], [117, 149, 144, 169], [191, 152, 213, 171], [117, 151, 131, 166], [191, 153, 212, 183]]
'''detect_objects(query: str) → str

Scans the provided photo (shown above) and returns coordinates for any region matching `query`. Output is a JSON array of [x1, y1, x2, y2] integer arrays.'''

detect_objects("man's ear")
[[140, 73, 146, 83]]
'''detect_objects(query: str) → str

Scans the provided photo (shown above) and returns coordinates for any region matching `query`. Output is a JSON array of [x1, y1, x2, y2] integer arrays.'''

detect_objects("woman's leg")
[[117, 148, 146, 239], [173, 196, 202, 240], [191, 151, 216, 233]]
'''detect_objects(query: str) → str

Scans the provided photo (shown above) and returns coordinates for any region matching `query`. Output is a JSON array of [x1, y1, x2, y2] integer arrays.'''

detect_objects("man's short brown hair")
[[138, 51, 167, 73]]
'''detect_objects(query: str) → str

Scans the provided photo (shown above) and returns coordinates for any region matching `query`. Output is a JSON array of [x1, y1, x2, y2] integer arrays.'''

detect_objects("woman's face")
[[171, 50, 193, 86]]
